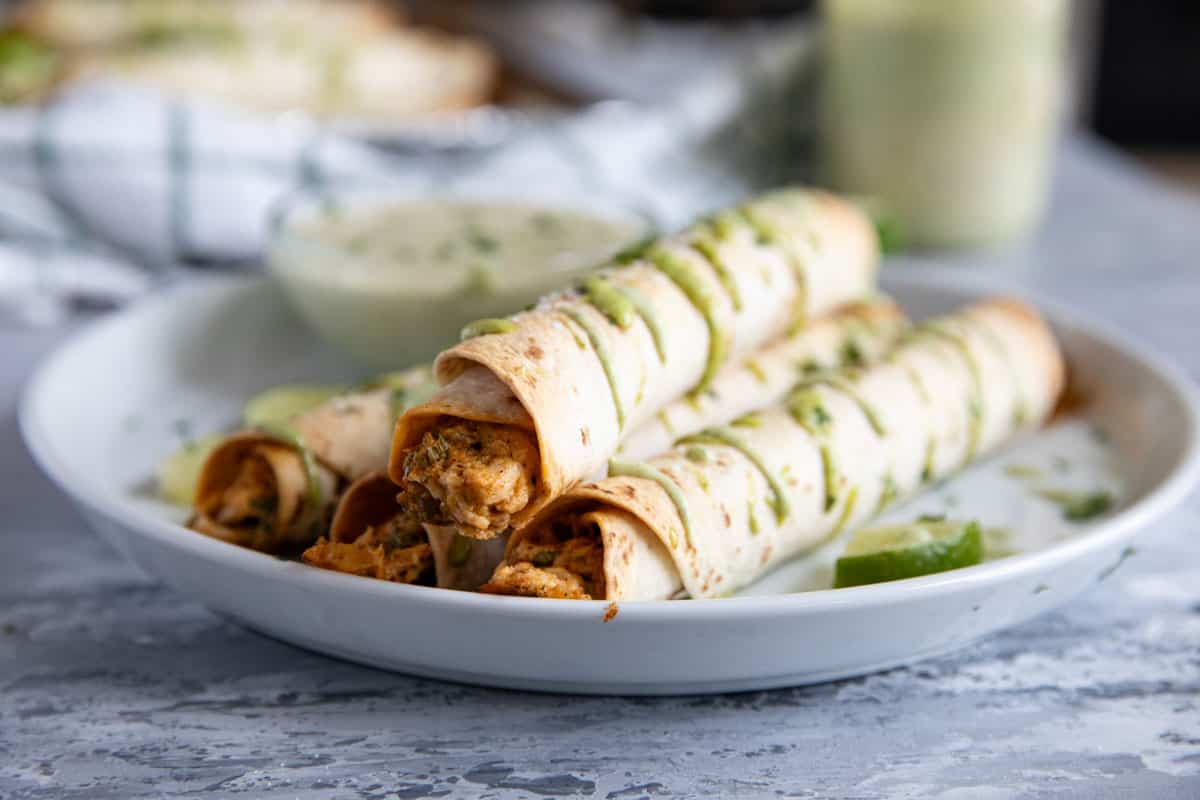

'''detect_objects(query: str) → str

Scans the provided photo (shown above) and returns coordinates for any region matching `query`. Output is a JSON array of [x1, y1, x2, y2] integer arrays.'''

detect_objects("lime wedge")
[[834, 519, 983, 588], [157, 433, 225, 507], [242, 384, 344, 428]]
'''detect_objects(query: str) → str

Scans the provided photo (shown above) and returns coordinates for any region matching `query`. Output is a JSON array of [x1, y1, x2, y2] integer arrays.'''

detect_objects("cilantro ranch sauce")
[[915, 323, 985, 462], [679, 426, 788, 524], [562, 308, 626, 431], [271, 200, 642, 366], [787, 387, 838, 511], [608, 459, 694, 549], [648, 248, 725, 397]]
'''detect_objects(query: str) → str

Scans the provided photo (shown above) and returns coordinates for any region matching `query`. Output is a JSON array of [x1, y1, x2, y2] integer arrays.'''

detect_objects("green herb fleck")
[[1037, 489, 1114, 522], [1005, 464, 1044, 480]]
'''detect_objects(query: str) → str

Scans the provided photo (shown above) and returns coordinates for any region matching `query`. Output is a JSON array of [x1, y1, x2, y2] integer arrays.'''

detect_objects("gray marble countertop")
[[3, 138, 1199, 799]]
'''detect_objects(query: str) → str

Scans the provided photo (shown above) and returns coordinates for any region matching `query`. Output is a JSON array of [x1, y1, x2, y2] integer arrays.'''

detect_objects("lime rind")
[[242, 384, 344, 428], [834, 520, 984, 588]]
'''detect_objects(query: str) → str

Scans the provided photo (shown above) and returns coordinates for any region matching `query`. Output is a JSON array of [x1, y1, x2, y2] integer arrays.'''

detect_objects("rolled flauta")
[[190, 366, 433, 553], [302, 470, 507, 590], [483, 298, 1065, 600], [303, 299, 908, 589], [391, 188, 881, 539]]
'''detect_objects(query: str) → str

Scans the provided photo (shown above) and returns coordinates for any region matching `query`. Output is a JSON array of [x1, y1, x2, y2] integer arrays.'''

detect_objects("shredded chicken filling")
[[192, 452, 290, 553], [481, 516, 605, 600], [402, 419, 540, 538], [209, 455, 278, 526], [302, 517, 435, 585]]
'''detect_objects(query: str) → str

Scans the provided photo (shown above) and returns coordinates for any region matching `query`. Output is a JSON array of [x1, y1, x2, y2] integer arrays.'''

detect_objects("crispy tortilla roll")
[[392, 189, 881, 539], [308, 299, 906, 589], [302, 471, 507, 590], [619, 297, 907, 460], [483, 298, 1065, 600], [189, 365, 436, 553]]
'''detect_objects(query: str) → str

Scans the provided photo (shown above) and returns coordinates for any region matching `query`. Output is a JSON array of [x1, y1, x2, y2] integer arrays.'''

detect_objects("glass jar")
[[820, 0, 1070, 249]]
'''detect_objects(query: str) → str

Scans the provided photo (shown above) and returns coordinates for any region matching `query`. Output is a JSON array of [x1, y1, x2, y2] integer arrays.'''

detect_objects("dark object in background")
[[1092, 1, 1200, 147], [615, 0, 812, 19]]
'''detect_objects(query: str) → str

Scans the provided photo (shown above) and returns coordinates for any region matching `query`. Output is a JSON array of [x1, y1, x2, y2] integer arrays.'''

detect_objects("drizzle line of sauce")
[[797, 376, 887, 437], [830, 486, 860, 537], [745, 358, 768, 385], [874, 474, 898, 516], [786, 387, 838, 511], [608, 458, 693, 549], [919, 323, 984, 462], [690, 235, 743, 312], [678, 426, 788, 523], [615, 284, 666, 363], [967, 314, 1029, 426], [647, 248, 726, 397], [562, 308, 626, 431], [739, 204, 810, 335], [460, 317, 517, 340], [581, 274, 635, 328]]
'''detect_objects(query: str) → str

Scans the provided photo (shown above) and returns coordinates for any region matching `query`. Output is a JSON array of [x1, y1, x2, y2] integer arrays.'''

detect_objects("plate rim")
[[19, 273, 1200, 622]]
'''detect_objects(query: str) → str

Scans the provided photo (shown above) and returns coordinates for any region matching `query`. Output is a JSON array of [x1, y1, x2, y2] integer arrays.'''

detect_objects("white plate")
[[21, 275, 1200, 695]]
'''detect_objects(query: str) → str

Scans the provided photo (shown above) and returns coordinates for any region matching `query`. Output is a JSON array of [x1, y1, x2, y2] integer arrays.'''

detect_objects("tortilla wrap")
[[190, 366, 433, 553], [302, 470, 508, 590], [308, 299, 906, 589], [483, 298, 1064, 600], [391, 189, 881, 539]]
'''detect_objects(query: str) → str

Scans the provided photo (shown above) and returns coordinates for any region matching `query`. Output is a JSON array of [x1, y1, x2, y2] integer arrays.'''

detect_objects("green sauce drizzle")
[[739, 204, 809, 335], [797, 376, 887, 437], [581, 274, 635, 328], [921, 438, 936, 483], [559, 313, 588, 349], [874, 474, 898, 515], [787, 388, 837, 511], [969, 316, 1029, 426], [684, 445, 709, 464], [678, 426, 788, 524], [648, 248, 726, 397], [745, 358, 768, 385], [615, 284, 666, 363], [690, 235, 743, 312], [748, 500, 760, 535], [918, 324, 984, 461], [706, 211, 745, 242], [255, 422, 324, 512], [657, 409, 675, 436], [562, 308, 625, 430], [830, 486, 860, 536], [460, 318, 516, 340], [608, 459, 693, 549], [731, 412, 762, 429]]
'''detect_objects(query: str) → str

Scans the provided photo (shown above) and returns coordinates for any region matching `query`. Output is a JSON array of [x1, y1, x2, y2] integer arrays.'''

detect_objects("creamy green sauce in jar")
[[271, 200, 645, 367]]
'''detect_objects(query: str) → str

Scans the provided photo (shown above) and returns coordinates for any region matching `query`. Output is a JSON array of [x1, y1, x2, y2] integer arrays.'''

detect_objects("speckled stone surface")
[[3, 137, 1199, 799]]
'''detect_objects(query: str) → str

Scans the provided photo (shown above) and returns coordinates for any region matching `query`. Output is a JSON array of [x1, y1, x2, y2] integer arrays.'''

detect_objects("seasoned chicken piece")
[[302, 518, 434, 585], [481, 518, 605, 599], [401, 420, 539, 538], [191, 441, 330, 553], [481, 563, 592, 600], [214, 455, 278, 524]]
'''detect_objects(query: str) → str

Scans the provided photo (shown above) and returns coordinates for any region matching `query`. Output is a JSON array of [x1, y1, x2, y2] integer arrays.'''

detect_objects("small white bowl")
[[268, 187, 653, 369]]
